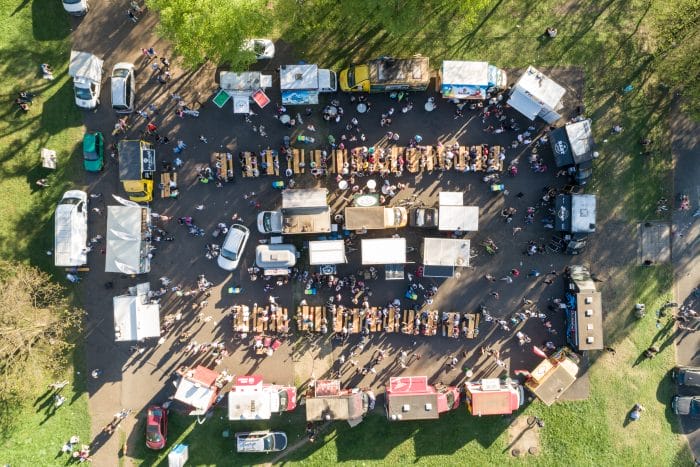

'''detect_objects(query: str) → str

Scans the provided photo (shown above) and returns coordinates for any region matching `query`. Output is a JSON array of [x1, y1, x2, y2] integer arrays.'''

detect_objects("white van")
[[62, 0, 89, 16], [111, 63, 136, 113], [54, 190, 88, 267]]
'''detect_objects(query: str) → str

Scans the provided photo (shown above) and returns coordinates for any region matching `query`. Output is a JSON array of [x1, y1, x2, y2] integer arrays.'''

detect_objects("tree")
[[147, 0, 272, 69], [0, 262, 83, 414]]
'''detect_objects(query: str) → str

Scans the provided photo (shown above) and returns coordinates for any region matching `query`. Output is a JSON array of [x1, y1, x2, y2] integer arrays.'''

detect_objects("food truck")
[[507, 66, 566, 123], [344, 206, 408, 230], [227, 375, 297, 421], [555, 194, 597, 234], [385, 376, 460, 421], [117, 140, 155, 202], [305, 379, 373, 427], [214, 71, 272, 114], [439, 61, 508, 100], [565, 265, 604, 351], [339, 56, 430, 93], [279, 64, 337, 105], [464, 379, 524, 416], [549, 119, 596, 186], [280, 188, 331, 234]]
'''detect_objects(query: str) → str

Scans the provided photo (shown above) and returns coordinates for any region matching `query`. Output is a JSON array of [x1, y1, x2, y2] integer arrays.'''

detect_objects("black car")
[[410, 208, 438, 228], [671, 366, 700, 388]]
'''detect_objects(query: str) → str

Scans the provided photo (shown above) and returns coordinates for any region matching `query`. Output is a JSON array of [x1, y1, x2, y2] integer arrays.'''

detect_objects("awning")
[[507, 88, 542, 121], [106, 205, 150, 274]]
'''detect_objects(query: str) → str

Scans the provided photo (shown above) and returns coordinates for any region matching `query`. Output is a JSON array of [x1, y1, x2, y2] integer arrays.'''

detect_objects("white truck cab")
[[69, 51, 103, 110], [62, 0, 89, 16]]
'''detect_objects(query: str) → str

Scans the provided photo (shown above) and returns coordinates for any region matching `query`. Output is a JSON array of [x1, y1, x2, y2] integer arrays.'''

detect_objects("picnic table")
[[212, 152, 234, 182], [406, 147, 419, 173], [466, 312, 480, 339], [241, 152, 259, 178], [423, 146, 435, 171], [160, 172, 177, 199], [232, 305, 250, 334], [389, 147, 400, 175], [334, 149, 348, 175], [456, 147, 467, 171]]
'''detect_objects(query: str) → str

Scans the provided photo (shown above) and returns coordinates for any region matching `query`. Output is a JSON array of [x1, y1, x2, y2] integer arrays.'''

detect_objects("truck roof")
[[69, 50, 103, 82], [117, 140, 155, 181], [368, 57, 430, 85], [442, 61, 490, 86], [344, 206, 386, 230], [280, 64, 319, 90]]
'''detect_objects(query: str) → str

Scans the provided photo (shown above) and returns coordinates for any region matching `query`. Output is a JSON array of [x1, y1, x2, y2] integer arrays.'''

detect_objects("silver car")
[[236, 431, 287, 453], [217, 224, 250, 271]]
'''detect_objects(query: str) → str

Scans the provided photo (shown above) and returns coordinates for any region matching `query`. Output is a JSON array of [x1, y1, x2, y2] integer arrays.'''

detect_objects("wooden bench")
[[456, 147, 467, 171], [491, 145, 504, 172], [160, 172, 177, 199], [334, 149, 346, 175], [387, 308, 395, 332], [389, 147, 400, 174], [403, 309, 415, 334], [406, 147, 419, 173], [472, 146, 484, 172], [297, 306, 312, 332], [333, 308, 343, 332], [369, 307, 378, 332], [292, 149, 305, 174], [436, 146, 445, 170], [352, 310, 361, 334], [424, 146, 435, 172], [313, 306, 323, 332], [466, 312, 480, 339], [232, 305, 250, 334]]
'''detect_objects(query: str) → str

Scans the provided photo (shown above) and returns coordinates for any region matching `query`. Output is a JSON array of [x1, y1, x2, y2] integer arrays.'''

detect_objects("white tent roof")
[[69, 51, 103, 82], [174, 378, 217, 414], [106, 205, 150, 274], [439, 191, 464, 206], [309, 240, 347, 265], [507, 88, 543, 121], [361, 238, 406, 265], [280, 64, 319, 90], [442, 61, 489, 86], [510, 66, 565, 115], [113, 283, 160, 341], [438, 206, 479, 231], [227, 390, 278, 420], [423, 238, 471, 267]]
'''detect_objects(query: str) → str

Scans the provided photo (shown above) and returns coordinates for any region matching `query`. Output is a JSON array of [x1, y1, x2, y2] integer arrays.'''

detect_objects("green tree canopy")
[[147, 0, 272, 69]]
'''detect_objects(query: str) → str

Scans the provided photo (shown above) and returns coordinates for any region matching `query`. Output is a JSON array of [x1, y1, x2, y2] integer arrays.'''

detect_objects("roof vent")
[[585, 309, 593, 317], [425, 403, 433, 411], [586, 336, 595, 343], [402, 404, 411, 412], [585, 297, 593, 304]]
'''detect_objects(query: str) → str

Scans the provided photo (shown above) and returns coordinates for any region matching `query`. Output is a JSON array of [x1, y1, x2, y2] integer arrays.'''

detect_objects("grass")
[[0, 0, 90, 464], [130, 408, 307, 465], [260, 0, 692, 465]]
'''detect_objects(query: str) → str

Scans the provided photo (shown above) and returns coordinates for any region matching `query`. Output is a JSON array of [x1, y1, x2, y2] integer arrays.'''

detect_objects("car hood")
[[674, 397, 692, 414], [84, 158, 102, 171]]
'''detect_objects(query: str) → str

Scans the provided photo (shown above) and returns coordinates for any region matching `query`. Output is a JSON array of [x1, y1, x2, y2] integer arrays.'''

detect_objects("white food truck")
[[279, 64, 337, 105], [54, 190, 88, 267], [439, 61, 507, 100]]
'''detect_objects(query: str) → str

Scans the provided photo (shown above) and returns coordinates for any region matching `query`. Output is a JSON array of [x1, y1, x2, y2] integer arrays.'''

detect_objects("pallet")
[[160, 172, 177, 198]]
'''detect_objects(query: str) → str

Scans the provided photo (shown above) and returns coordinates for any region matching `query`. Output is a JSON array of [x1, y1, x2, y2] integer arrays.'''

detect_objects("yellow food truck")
[[117, 140, 155, 203], [339, 56, 430, 93]]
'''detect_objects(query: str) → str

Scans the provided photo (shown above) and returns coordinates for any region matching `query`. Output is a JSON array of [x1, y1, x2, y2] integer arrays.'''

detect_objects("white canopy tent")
[[309, 240, 347, 265], [422, 238, 471, 278], [106, 205, 151, 274], [113, 282, 160, 342], [361, 238, 406, 265], [508, 66, 566, 123], [438, 206, 479, 231]]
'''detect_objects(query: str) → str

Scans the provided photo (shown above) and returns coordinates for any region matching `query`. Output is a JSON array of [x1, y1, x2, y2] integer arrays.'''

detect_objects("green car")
[[82, 131, 104, 171]]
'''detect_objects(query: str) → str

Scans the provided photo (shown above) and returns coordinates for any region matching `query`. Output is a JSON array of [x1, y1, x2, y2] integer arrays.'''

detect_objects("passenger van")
[[111, 63, 136, 113], [54, 190, 88, 267]]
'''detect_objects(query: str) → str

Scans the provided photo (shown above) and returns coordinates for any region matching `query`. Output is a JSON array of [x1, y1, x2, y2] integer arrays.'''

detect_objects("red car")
[[145, 405, 168, 450]]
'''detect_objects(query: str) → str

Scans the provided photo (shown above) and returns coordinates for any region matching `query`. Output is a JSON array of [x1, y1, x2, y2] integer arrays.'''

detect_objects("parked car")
[[236, 431, 287, 453], [671, 366, 700, 387], [242, 39, 275, 60], [62, 0, 88, 16], [257, 211, 283, 234], [218, 224, 250, 271], [409, 207, 438, 228], [145, 405, 168, 450], [672, 395, 700, 418], [111, 62, 136, 113], [82, 131, 104, 171]]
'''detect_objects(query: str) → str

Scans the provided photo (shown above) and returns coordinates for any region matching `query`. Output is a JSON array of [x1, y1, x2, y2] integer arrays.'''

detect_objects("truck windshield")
[[347, 69, 355, 88], [75, 87, 92, 101]]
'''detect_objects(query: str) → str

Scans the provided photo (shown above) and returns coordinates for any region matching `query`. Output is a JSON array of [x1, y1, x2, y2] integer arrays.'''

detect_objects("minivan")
[[111, 63, 136, 113], [218, 224, 250, 271]]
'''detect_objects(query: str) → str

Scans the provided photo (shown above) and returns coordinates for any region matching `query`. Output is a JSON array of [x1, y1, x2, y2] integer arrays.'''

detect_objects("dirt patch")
[[506, 415, 542, 458], [639, 222, 671, 264]]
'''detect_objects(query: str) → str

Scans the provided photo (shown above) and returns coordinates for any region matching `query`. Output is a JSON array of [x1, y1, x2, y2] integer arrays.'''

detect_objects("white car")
[[111, 63, 136, 113], [236, 431, 287, 453], [62, 0, 89, 16], [243, 39, 275, 60], [217, 224, 250, 271], [54, 190, 88, 267], [257, 211, 283, 234]]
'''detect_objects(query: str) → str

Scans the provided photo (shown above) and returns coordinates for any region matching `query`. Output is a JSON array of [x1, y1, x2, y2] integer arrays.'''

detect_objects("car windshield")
[[221, 247, 238, 261], [263, 435, 274, 451], [60, 197, 82, 205], [63, 0, 82, 4], [347, 69, 355, 88], [146, 425, 162, 443], [394, 207, 403, 225], [262, 213, 273, 231], [75, 87, 92, 101], [113, 69, 130, 78], [84, 149, 99, 161]]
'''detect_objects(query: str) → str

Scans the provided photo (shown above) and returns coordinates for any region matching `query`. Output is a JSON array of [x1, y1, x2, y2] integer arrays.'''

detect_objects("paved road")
[[670, 101, 700, 459]]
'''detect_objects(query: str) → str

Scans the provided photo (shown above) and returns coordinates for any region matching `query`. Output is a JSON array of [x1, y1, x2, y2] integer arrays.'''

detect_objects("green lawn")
[[0, 0, 89, 464]]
